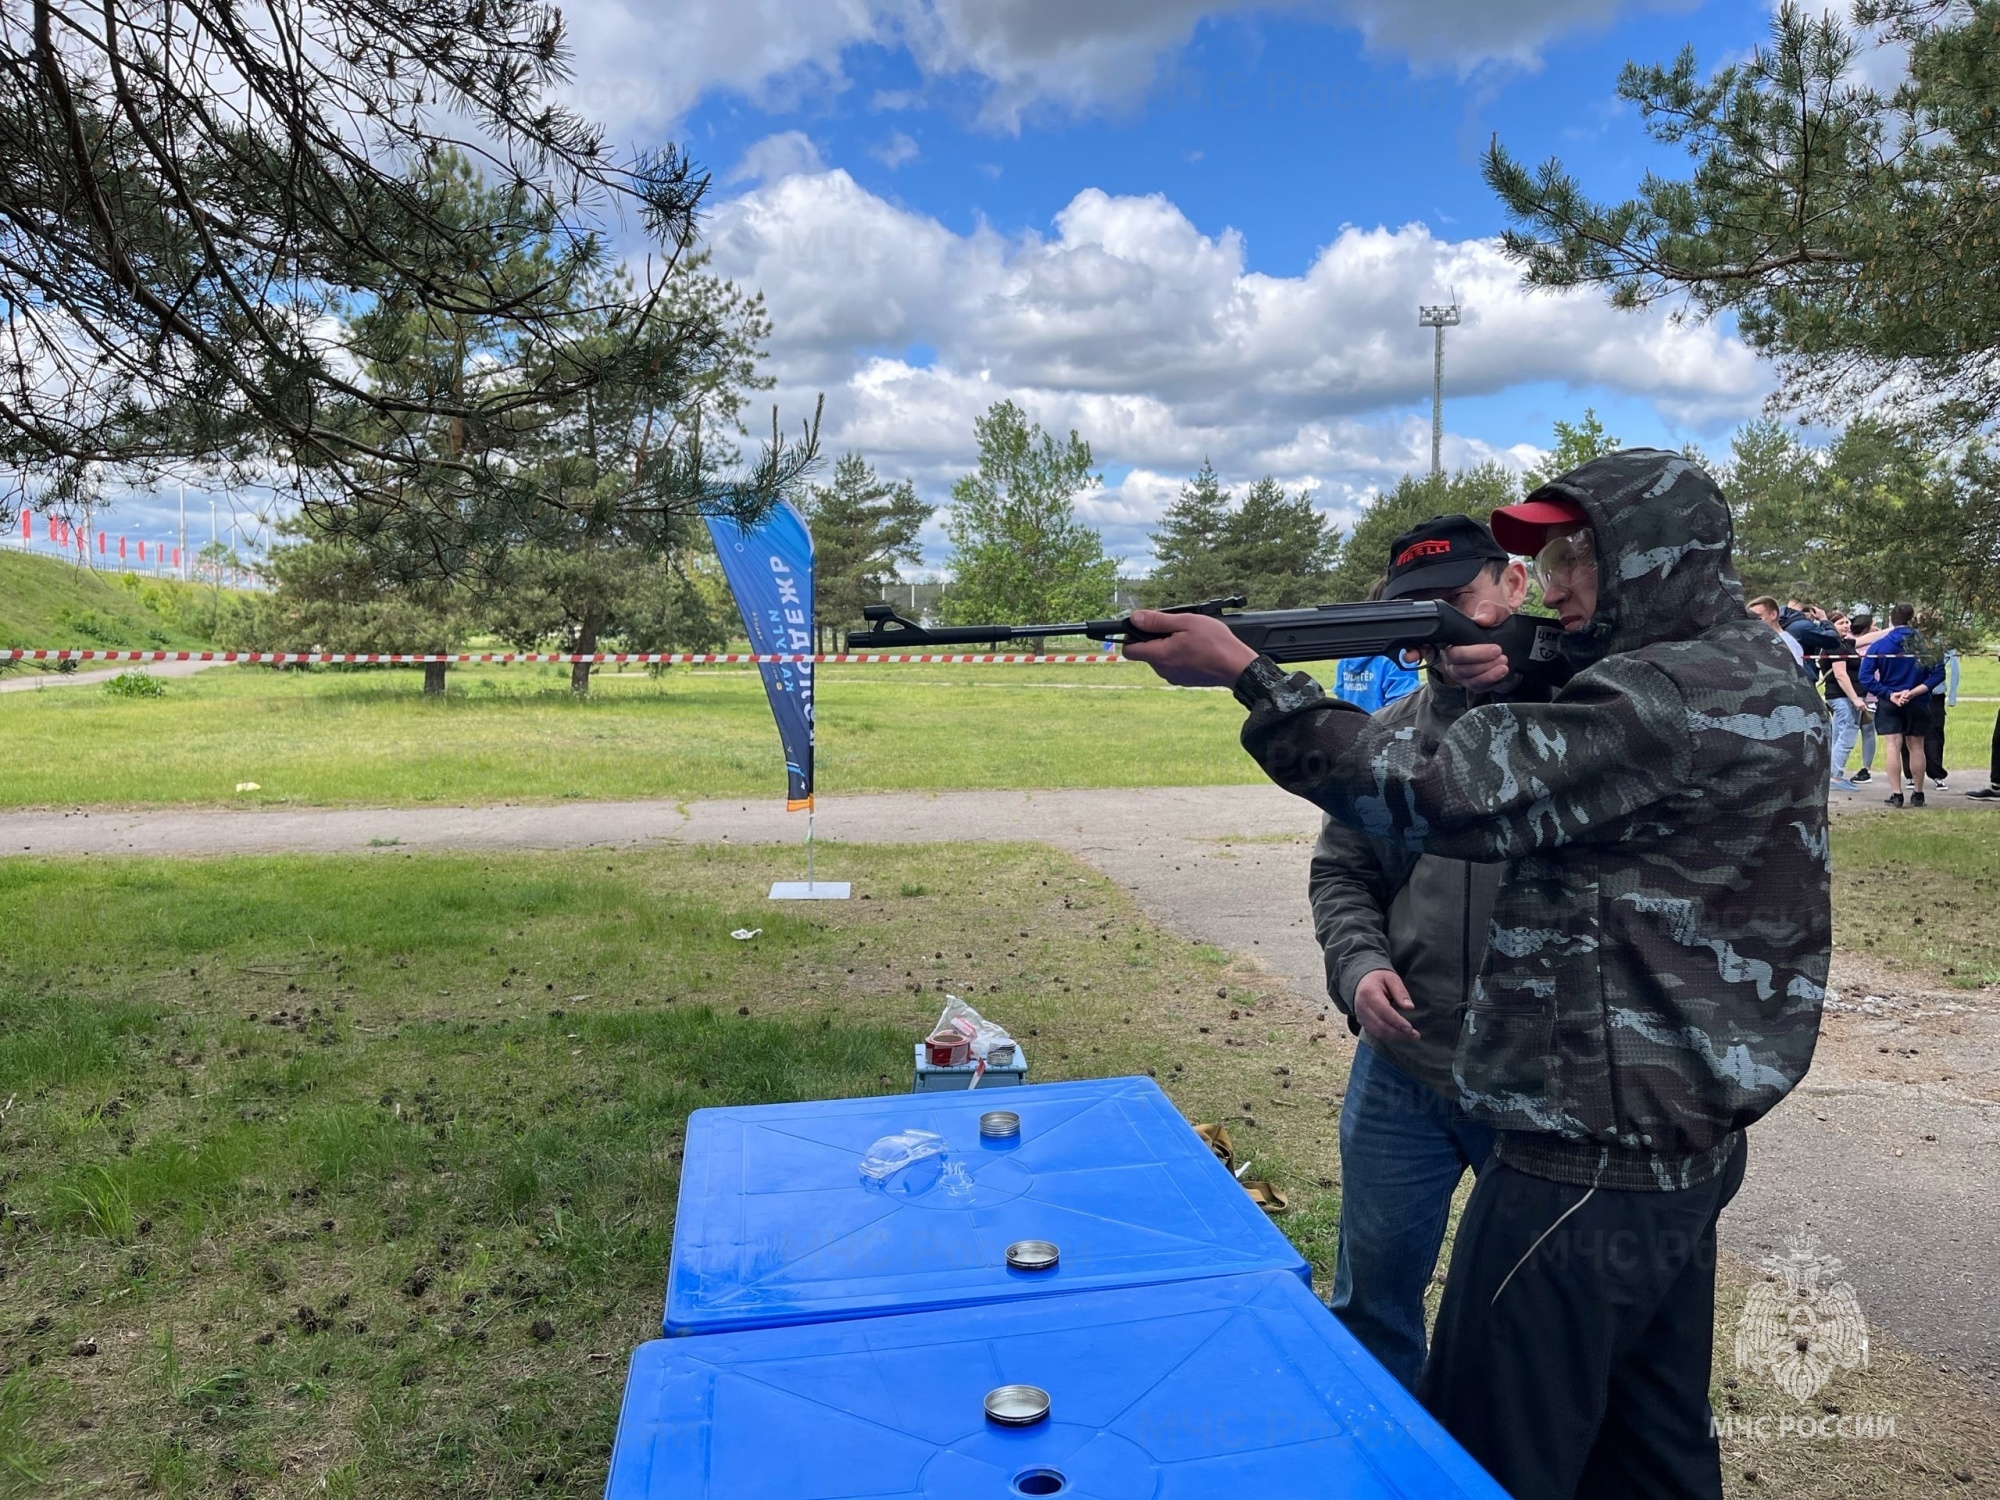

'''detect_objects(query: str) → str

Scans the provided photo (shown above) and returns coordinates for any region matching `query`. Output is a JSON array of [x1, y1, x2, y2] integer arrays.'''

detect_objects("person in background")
[[1779, 596, 1841, 685], [1967, 647, 2000, 802], [1308, 515, 1534, 1391], [1334, 653, 1421, 715], [1333, 579, 1422, 713], [1918, 640, 1958, 789], [1826, 613, 1876, 787], [1859, 604, 1946, 808], [1749, 597, 1809, 674]]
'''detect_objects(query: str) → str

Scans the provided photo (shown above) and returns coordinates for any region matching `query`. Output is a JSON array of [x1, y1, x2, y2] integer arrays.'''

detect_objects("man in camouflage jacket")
[[1125, 450, 1831, 1500]]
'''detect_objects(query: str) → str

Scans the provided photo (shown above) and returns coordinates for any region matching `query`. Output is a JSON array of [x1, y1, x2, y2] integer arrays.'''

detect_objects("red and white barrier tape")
[[2, 648, 1124, 665]]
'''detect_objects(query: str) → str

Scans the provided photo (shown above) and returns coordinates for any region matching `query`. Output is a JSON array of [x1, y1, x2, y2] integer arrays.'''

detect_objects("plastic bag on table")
[[859, 1129, 948, 1196], [932, 995, 1017, 1066]]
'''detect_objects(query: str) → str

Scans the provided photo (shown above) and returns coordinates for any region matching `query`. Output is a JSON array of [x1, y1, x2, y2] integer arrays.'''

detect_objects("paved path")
[[0, 658, 228, 693], [2, 785, 1994, 1380]]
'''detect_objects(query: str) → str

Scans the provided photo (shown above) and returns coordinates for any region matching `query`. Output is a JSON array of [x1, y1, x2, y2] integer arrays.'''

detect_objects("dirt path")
[[0, 658, 229, 693], [2, 785, 1994, 1383]]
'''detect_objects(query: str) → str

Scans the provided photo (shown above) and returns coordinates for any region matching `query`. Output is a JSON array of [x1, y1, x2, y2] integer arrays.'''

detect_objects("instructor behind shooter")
[[1125, 451, 1831, 1500]]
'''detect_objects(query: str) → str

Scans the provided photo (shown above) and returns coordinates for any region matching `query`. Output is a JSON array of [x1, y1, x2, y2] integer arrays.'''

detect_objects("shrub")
[[102, 671, 167, 699]]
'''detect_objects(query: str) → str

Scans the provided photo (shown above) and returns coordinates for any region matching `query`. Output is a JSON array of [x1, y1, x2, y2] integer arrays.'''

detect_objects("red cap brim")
[[1489, 497, 1589, 556]]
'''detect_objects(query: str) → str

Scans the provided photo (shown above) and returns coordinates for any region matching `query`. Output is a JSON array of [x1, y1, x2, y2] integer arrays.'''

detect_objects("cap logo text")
[[1395, 539, 1454, 567]]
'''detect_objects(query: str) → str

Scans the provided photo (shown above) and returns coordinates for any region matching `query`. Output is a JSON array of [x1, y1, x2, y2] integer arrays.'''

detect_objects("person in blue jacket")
[[1858, 603, 1947, 808]]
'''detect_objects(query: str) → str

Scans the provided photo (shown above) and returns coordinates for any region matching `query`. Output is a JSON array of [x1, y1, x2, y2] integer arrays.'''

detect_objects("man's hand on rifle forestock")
[[1123, 610, 1260, 687]]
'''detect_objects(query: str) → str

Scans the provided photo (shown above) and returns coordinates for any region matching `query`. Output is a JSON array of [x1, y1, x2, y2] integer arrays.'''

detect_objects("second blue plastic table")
[[665, 1076, 1309, 1335]]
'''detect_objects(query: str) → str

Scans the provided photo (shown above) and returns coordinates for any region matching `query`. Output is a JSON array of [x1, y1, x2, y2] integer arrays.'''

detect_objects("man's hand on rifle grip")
[[1433, 600, 1513, 693], [1123, 610, 1259, 688]]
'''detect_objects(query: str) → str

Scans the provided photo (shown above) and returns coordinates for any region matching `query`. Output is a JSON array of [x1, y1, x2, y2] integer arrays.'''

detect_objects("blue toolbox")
[[664, 1076, 1307, 1336]]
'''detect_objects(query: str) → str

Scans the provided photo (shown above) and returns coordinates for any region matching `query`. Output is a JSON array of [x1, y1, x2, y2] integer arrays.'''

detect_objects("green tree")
[[1217, 478, 1340, 607], [236, 526, 469, 694], [480, 248, 774, 692], [1483, 2, 2000, 435], [327, 156, 779, 693], [1141, 461, 1236, 606], [1521, 409, 1622, 491], [1722, 421, 1828, 601], [1324, 463, 1520, 601], [480, 532, 730, 681], [941, 401, 1116, 627], [1815, 422, 1997, 637], [802, 453, 931, 651], [0, 0, 822, 544]]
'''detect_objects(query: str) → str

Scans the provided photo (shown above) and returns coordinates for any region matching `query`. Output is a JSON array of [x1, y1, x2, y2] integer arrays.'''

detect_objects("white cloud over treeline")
[[705, 146, 1766, 567]]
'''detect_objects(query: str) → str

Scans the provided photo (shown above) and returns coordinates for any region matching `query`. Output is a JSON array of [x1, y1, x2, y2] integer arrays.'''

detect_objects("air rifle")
[[848, 595, 1571, 686]]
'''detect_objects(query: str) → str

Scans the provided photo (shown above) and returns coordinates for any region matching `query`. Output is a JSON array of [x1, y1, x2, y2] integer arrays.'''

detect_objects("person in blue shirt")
[[1333, 652, 1420, 714], [1858, 603, 1947, 808]]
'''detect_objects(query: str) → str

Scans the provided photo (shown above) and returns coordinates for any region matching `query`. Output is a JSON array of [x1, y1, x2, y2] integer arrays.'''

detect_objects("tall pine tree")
[[803, 454, 932, 651], [1141, 461, 1235, 605], [941, 401, 1116, 625], [1219, 477, 1340, 607]]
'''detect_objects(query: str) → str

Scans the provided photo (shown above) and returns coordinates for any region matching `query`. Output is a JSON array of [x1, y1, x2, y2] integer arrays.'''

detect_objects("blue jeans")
[[1830, 696, 1875, 777], [1331, 1042, 1495, 1392]]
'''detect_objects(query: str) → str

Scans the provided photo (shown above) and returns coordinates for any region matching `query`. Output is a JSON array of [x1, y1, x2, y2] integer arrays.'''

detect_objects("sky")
[[69, 0, 1832, 574]]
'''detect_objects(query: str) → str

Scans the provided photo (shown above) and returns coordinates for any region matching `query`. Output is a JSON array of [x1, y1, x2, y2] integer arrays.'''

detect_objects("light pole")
[[1418, 302, 1461, 479]]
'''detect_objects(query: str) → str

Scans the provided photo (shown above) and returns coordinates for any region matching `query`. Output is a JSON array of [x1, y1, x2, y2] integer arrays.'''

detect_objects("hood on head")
[[1523, 448, 1745, 664]]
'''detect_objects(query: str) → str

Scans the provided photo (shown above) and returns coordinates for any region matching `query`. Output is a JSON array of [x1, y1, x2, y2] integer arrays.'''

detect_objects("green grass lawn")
[[0, 552, 227, 671], [0, 843, 1353, 1498], [1834, 810, 2000, 985], [0, 661, 1263, 808], [0, 646, 1992, 812]]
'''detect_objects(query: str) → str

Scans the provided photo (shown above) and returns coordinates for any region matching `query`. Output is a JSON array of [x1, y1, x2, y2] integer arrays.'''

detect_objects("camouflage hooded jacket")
[[1236, 450, 1832, 1191]]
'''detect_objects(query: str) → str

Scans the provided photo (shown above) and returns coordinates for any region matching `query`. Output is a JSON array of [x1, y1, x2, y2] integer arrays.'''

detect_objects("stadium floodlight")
[[1418, 302, 1461, 478]]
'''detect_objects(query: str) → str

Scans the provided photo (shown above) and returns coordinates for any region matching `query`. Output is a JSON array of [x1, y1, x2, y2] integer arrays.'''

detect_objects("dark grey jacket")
[[1309, 676, 1501, 1099], [1239, 451, 1831, 1192]]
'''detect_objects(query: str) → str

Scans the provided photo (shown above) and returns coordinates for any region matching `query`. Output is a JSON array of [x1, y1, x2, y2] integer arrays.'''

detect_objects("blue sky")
[[77, 1, 1818, 572], [650, 0, 1794, 570]]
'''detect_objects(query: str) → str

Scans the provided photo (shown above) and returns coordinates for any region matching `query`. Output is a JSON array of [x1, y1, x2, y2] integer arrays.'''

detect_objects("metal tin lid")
[[1005, 1239, 1059, 1272], [984, 1384, 1051, 1426], [979, 1110, 1021, 1139]]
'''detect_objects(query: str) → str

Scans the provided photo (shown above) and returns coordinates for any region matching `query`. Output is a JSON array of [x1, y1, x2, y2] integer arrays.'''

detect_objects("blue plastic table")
[[665, 1076, 1308, 1335], [609, 1270, 1508, 1498]]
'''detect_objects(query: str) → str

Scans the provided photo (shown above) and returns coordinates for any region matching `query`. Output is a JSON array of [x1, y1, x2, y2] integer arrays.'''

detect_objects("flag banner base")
[[769, 881, 851, 901]]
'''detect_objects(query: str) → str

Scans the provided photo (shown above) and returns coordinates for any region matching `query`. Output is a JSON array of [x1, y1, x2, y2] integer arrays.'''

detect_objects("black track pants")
[[1417, 1137, 1747, 1500]]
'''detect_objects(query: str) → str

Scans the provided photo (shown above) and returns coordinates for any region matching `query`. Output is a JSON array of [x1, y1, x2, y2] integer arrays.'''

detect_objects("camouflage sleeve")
[[1235, 655, 1694, 862], [1308, 814, 1402, 1018]]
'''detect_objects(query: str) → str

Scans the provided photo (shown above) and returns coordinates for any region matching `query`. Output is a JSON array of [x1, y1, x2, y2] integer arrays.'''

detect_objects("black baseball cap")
[[1380, 514, 1510, 600]]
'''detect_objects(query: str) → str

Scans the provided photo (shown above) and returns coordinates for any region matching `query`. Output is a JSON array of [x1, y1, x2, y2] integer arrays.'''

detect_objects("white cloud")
[[726, 131, 827, 185], [559, 0, 1676, 134], [705, 167, 1768, 568], [870, 131, 923, 168]]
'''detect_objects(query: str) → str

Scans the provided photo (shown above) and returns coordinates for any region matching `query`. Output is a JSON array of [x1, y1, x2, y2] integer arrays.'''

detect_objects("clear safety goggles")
[[1532, 527, 1597, 591]]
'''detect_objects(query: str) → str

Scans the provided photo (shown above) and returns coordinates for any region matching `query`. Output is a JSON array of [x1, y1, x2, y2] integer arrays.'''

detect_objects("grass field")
[[1834, 810, 2000, 985], [0, 661, 1260, 808], [1, 843, 1992, 1498], [1, 654, 1994, 812], [0, 552, 225, 671], [0, 843, 1356, 1497]]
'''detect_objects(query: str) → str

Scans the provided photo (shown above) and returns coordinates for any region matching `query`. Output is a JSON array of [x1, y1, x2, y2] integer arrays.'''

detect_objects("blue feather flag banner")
[[705, 502, 815, 810]]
